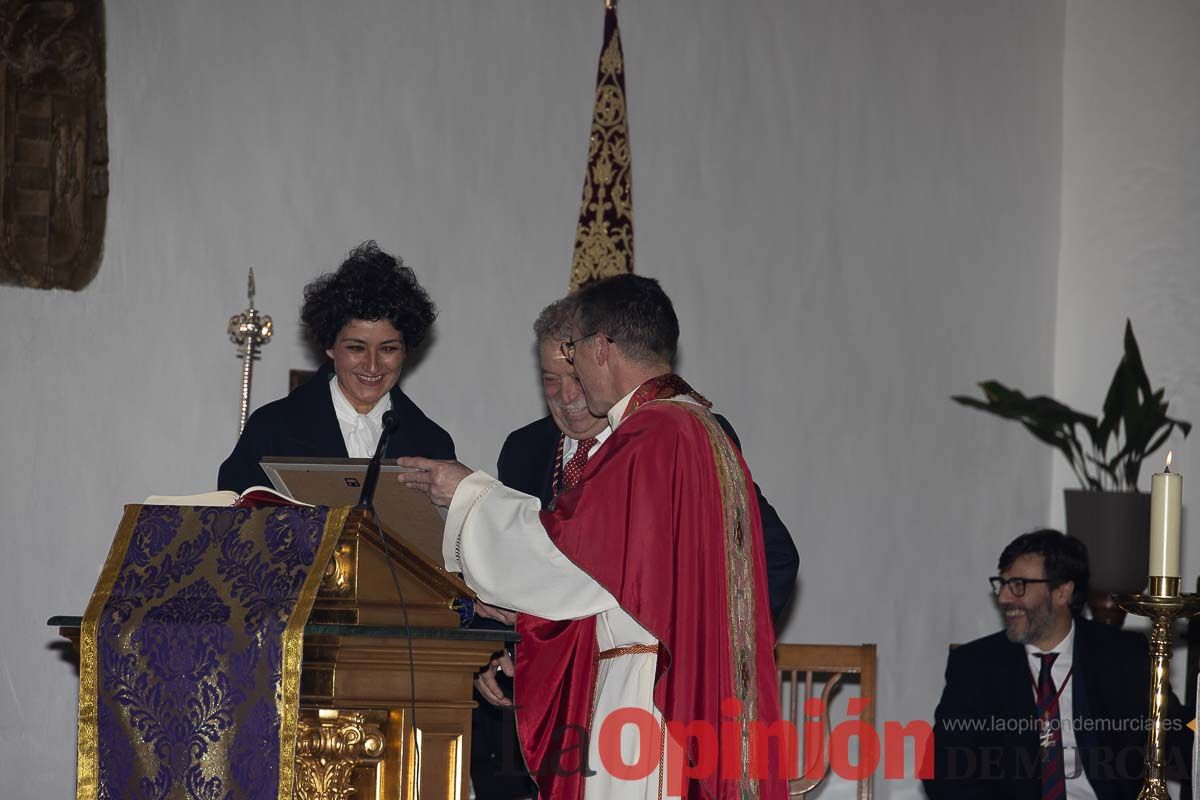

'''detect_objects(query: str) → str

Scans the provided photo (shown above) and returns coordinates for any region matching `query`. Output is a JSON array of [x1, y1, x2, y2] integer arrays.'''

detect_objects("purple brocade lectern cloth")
[[75, 503, 347, 800]]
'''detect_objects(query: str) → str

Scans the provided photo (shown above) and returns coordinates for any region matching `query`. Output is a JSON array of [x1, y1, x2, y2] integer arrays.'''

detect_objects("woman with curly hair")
[[218, 241, 455, 491]]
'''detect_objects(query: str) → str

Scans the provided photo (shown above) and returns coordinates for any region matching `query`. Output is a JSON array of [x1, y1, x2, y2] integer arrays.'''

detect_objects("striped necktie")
[[1036, 652, 1065, 800]]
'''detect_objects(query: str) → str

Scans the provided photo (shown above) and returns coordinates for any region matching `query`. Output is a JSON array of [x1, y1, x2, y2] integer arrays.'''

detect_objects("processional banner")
[[75, 503, 346, 800]]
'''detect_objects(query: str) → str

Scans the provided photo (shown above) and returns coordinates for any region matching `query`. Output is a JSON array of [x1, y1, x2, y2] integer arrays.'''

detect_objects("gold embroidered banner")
[[0, 0, 109, 290], [77, 504, 345, 800], [569, 3, 634, 293]]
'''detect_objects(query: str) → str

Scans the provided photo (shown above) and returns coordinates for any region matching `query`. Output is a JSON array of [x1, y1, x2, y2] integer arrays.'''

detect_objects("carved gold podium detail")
[[296, 710, 386, 800], [320, 538, 357, 596]]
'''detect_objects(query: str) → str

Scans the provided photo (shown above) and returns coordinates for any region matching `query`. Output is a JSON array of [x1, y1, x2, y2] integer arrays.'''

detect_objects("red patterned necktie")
[[561, 437, 598, 491], [1036, 653, 1065, 800]]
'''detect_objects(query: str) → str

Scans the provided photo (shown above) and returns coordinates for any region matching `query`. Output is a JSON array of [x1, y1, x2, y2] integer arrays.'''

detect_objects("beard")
[[1001, 593, 1055, 645]]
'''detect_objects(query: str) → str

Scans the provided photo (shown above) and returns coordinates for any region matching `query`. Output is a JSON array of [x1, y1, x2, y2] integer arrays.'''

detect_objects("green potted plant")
[[953, 320, 1191, 623]]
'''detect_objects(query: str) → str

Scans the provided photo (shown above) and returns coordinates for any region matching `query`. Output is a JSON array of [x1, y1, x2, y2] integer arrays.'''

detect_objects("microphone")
[[356, 410, 398, 512]]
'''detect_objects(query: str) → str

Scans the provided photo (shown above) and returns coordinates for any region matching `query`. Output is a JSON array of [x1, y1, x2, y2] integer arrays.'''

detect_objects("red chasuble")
[[515, 376, 787, 800]]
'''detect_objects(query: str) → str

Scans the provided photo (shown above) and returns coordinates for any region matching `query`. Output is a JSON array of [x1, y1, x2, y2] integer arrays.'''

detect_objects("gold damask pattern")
[[569, 5, 633, 292], [682, 403, 760, 800], [76, 504, 345, 800]]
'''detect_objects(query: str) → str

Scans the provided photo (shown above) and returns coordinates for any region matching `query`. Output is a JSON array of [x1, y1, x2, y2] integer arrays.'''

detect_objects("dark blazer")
[[495, 413, 800, 624], [926, 617, 1193, 800], [217, 362, 456, 492]]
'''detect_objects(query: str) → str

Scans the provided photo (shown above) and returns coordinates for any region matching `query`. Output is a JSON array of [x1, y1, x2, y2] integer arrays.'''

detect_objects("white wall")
[[1052, 0, 1200, 696], [0, 2, 1069, 797], [1053, 0, 1200, 533]]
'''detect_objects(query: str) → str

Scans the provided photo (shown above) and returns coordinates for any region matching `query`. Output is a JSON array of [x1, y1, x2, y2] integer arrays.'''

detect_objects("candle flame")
[[1166, 450, 1174, 473]]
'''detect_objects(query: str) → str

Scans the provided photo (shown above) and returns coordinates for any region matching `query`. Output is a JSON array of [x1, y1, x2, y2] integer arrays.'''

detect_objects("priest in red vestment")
[[399, 275, 788, 800]]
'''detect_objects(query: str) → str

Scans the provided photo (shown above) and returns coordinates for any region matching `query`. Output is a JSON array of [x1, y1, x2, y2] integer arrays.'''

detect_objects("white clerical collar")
[[607, 386, 639, 431], [1024, 618, 1075, 658]]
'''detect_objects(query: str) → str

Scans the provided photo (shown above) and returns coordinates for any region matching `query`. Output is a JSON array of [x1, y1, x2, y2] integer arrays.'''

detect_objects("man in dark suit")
[[467, 297, 800, 800], [927, 529, 1192, 800]]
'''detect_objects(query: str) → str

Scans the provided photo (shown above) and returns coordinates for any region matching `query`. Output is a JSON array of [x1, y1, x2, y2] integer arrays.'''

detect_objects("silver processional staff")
[[227, 268, 273, 434]]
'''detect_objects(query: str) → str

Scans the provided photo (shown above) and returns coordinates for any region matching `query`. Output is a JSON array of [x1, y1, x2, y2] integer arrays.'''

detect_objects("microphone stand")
[[356, 410, 398, 513], [350, 408, 423, 786]]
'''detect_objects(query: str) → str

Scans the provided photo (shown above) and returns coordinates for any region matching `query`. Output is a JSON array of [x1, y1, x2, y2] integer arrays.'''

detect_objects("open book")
[[143, 486, 314, 509]]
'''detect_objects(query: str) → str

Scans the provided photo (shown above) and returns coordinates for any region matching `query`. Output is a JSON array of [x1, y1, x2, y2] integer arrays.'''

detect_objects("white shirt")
[[561, 425, 612, 463], [605, 388, 637, 431], [1025, 621, 1099, 800], [329, 375, 392, 458]]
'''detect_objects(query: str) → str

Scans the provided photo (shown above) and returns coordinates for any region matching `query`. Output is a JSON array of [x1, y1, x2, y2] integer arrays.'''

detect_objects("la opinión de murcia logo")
[[535, 697, 933, 787]]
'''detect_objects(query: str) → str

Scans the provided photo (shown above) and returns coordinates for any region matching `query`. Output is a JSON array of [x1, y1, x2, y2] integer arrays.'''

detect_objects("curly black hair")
[[300, 241, 437, 352]]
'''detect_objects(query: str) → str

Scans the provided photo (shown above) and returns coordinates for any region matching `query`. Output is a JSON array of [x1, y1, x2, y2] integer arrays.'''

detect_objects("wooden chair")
[[775, 643, 877, 800]]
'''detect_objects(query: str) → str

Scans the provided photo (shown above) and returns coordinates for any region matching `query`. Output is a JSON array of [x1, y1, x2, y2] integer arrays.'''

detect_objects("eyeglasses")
[[989, 576, 1054, 597], [559, 331, 614, 364]]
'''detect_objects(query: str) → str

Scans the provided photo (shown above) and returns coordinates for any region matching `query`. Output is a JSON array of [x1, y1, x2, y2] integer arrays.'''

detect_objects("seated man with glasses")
[[925, 529, 1192, 800]]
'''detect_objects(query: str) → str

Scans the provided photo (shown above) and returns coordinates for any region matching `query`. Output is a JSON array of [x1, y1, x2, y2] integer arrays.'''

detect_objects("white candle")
[[1148, 451, 1183, 582]]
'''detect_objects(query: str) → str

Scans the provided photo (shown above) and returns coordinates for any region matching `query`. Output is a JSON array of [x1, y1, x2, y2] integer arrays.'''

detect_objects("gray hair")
[[532, 296, 578, 344]]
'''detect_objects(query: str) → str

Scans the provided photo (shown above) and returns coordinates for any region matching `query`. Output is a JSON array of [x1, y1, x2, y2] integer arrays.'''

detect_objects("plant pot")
[[1063, 489, 1150, 626]]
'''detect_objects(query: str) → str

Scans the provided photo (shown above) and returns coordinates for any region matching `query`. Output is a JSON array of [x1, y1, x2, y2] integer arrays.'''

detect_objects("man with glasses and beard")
[[926, 529, 1192, 799], [466, 295, 799, 800]]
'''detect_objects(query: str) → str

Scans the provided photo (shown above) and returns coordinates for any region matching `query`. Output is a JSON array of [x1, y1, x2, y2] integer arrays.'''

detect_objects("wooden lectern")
[[55, 507, 511, 800]]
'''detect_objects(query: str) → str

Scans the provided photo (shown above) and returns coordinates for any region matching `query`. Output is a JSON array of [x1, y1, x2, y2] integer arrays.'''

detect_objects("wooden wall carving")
[[0, 0, 108, 290]]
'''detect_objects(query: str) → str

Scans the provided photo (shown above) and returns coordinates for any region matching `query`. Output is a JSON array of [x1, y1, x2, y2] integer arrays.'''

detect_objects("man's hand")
[[474, 650, 515, 708], [396, 457, 474, 508], [474, 601, 517, 627]]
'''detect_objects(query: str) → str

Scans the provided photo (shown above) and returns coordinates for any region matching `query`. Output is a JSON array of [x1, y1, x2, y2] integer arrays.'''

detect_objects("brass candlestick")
[[1115, 578, 1200, 800], [227, 269, 273, 434]]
